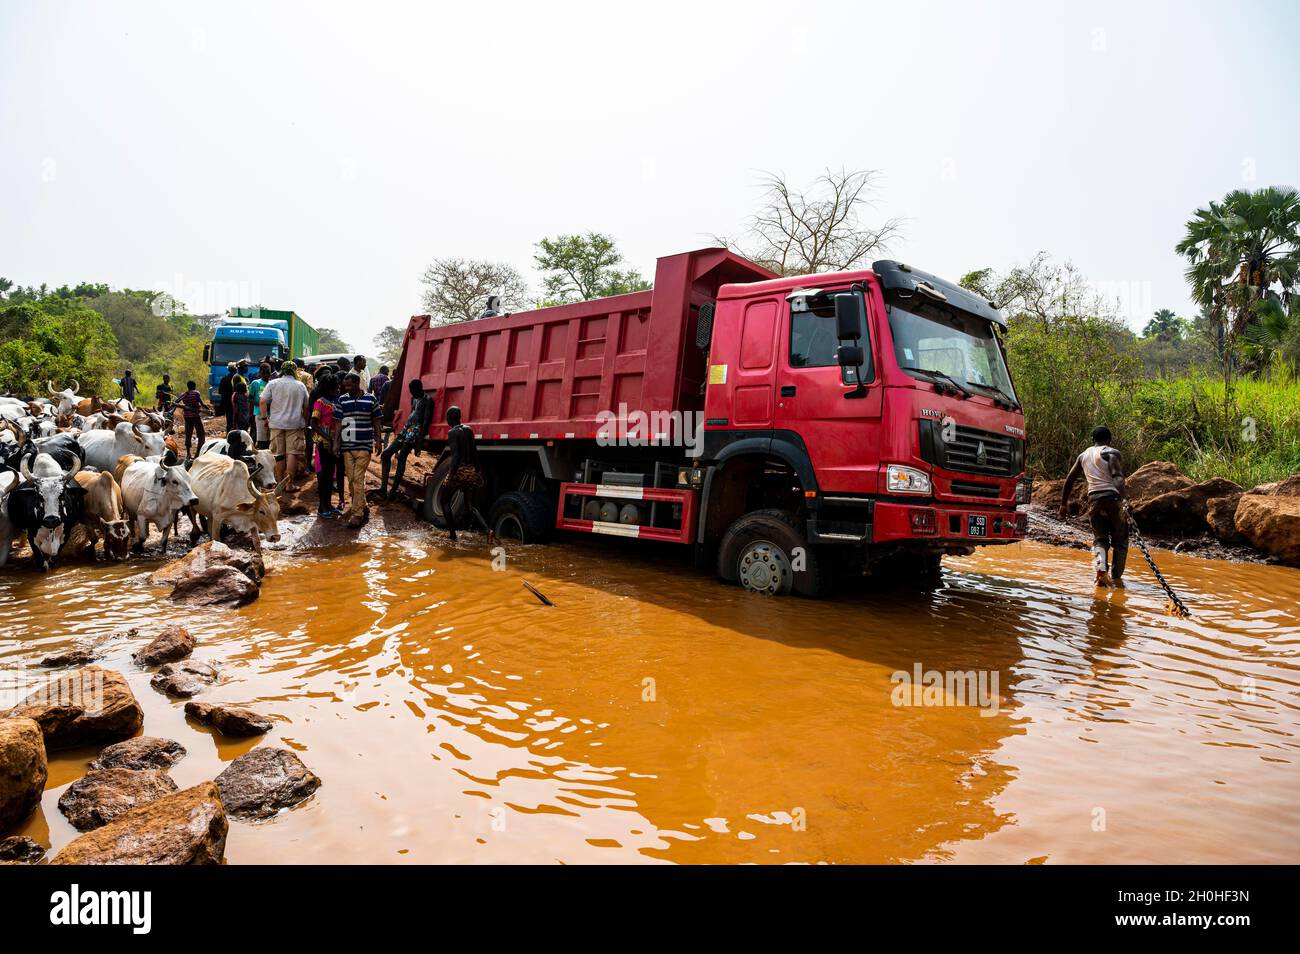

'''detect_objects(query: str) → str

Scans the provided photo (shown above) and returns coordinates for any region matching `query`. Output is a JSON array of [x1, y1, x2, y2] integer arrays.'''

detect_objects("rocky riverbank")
[[0, 610, 321, 863], [1026, 460, 1300, 565]]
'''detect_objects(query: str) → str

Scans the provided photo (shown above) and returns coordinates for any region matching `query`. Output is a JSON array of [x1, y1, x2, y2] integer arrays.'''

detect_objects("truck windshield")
[[211, 342, 271, 364], [885, 299, 1016, 401]]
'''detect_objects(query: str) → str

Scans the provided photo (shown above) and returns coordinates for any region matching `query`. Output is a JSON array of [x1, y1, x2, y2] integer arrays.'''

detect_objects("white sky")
[[3, 0, 1297, 350]]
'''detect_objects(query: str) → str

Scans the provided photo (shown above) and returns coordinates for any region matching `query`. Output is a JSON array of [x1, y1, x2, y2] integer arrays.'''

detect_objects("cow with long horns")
[[3, 451, 86, 570]]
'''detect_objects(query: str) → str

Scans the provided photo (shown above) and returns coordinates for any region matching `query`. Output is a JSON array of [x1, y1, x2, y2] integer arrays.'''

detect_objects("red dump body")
[[388, 249, 775, 441]]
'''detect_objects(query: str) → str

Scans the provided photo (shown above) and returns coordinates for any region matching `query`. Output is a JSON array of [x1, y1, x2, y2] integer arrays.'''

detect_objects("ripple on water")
[[1, 536, 1298, 864]]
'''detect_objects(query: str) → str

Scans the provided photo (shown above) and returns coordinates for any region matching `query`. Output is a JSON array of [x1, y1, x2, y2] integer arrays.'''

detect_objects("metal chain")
[[1124, 502, 1192, 618]]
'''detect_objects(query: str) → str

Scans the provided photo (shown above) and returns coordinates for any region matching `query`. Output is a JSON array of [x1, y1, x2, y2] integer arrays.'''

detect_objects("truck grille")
[[919, 421, 1022, 478]]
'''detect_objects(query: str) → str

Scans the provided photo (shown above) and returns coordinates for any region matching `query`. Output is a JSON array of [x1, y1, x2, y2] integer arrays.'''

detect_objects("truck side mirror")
[[835, 292, 864, 341], [836, 345, 864, 368], [202, 344, 211, 362]]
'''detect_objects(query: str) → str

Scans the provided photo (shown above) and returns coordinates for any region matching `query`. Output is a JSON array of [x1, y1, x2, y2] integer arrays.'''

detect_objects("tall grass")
[[1024, 363, 1300, 486], [1098, 369, 1300, 488]]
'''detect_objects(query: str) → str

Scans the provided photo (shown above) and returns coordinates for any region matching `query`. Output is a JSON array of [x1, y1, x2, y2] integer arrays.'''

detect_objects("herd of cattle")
[[0, 381, 284, 571]]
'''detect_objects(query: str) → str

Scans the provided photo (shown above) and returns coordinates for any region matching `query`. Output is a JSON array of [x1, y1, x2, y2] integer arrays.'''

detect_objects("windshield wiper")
[[898, 366, 971, 399], [964, 380, 1020, 409]]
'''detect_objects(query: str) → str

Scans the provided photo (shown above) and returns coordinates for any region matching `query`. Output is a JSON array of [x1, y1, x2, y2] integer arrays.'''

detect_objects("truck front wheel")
[[717, 509, 822, 597]]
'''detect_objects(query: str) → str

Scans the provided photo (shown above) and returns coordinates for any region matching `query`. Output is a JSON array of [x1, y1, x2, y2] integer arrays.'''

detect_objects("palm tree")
[[1143, 308, 1183, 342], [1176, 186, 1300, 397]]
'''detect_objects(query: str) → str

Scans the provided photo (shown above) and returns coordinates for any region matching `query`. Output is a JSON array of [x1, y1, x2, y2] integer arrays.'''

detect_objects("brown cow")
[[69, 470, 132, 560]]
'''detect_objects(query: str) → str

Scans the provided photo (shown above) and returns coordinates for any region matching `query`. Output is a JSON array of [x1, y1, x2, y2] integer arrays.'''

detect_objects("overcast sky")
[[3, 0, 1297, 349]]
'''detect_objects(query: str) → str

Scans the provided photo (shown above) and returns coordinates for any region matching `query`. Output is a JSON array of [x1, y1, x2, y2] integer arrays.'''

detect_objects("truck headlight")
[[1015, 477, 1033, 505], [886, 464, 931, 495]]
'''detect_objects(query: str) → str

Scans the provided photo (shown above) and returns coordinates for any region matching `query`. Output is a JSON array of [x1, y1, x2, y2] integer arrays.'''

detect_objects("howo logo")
[[976, 441, 988, 465]]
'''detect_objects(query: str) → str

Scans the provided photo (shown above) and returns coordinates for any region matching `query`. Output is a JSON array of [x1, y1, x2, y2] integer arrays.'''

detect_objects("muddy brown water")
[[2, 518, 1298, 864]]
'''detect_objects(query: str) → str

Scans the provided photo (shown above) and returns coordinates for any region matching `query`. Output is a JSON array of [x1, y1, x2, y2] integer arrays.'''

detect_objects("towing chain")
[[1124, 502, 1192, 618]]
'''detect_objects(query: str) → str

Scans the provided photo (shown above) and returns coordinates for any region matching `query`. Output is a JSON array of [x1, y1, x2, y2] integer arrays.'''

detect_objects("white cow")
[[0, 470, 17, 566], [46, 380, 81, 417], [79, 421, 167, 472], [188, 454, 283, 551], [199, 433, 277, 490], [118, 455, 198, 552]]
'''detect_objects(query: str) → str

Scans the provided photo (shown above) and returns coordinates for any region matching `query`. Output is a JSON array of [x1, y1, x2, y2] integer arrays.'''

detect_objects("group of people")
[[114, 357, 494, 540]]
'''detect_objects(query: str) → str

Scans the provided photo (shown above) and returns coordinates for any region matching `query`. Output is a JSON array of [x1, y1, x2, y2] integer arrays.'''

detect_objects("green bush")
[[0, 300, 118, 397]]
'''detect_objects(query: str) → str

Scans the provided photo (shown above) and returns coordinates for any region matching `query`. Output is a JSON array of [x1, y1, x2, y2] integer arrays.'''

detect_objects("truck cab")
[[699, 260, 1028, 593]]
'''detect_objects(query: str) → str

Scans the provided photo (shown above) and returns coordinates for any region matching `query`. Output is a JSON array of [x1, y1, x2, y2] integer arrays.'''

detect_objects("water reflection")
[[1, 530, 1297, 864]]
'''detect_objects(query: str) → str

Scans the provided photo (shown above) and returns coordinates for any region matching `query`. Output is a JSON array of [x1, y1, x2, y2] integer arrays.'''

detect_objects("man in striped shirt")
[[332, 372, 383, 528]]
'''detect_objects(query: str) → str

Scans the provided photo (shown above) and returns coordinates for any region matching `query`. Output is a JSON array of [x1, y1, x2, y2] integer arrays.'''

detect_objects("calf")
[[4, 451, 86, 570], [70, 470, 132, 560], [188, 453, 282, 551], [118, 455, 198, 553], [80, 421, 166, 472]]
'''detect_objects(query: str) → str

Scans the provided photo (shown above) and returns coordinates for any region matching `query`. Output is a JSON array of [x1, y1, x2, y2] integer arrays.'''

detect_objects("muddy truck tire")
[[489, 491, 554, 544], [420, 456, 471, 529], [717, 508, 823, 597]]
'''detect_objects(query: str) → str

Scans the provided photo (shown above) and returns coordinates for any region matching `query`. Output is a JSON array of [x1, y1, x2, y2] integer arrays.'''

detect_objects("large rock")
[[151, 540, 264, 587], [51, 782, 228, 865], [90, 736, 187, 772], [185, 701, 273, 737], [0, 718, 47, 833], [168, 565, 260, 608], [1234, 495, 1300, 565], [4, 666, 143, 750], [1125, 461, 1194, 507], [1130, 477, 1243, 534], [0, 835, 46, 864], [40, 645, 99, 668], [57, 767, 179, 831], [215, 747, 320, 820], [133, 625, 195, 666], [151, 660, 218, 698], [1205, 493, 1245, 544]]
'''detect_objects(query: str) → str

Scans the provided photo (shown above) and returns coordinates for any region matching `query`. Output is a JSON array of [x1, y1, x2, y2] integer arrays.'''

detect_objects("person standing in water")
[[1060, 425, 1129, 587], [438, 405, 492, 542], [332, 371, 383, 529], [380, 378, 435, 500]]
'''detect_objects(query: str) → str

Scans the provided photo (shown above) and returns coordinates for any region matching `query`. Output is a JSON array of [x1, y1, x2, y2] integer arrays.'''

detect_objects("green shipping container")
[[228, 307, 319, 361]]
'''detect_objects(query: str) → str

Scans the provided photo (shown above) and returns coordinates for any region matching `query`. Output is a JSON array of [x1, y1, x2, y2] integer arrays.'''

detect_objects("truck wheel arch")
[[698, 431, 818, 545]]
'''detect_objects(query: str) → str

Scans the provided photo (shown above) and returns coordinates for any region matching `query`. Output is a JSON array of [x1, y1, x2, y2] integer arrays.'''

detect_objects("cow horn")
[[47, 380, 58, 395], [66, 453, 81, 477], [19, 456, 31, 480], [131, 422, 144, 441], [69, 380, 79, 394]]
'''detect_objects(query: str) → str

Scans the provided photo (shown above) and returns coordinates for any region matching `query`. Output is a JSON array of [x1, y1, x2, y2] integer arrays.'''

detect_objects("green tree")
[[0, 299, 119, 397], [87, 291, 180, 365], [534, 233, 650, 304], [317, 327, 352, 353], [1175, 185, 1300, 395], [373, 325, 404, 366], [1142, 308, 1185, 342]]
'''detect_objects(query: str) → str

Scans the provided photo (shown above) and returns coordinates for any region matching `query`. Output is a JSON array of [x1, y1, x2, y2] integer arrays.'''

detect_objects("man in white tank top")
[[1060, 426, 1129, 586]]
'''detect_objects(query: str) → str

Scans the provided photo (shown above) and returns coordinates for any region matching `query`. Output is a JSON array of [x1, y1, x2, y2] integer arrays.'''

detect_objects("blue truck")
[[203, 308, 319, 400]]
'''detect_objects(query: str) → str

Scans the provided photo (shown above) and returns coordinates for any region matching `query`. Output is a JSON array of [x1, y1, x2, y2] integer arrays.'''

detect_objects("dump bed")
[[388, 248, 775, 442]]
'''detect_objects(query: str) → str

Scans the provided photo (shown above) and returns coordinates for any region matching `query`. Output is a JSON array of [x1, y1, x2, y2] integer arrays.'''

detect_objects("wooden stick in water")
[[522, 580, 554, 606]]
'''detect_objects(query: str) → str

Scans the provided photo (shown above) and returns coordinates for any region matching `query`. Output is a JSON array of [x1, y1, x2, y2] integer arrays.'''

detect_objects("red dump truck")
[[386, 247, 1029, 595]]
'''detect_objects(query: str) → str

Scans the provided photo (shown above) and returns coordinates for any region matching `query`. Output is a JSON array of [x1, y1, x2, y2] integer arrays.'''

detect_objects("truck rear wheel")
[[488, 491, 554, 543], [421, 456, 470, 529], [717, 509, 822, 597]]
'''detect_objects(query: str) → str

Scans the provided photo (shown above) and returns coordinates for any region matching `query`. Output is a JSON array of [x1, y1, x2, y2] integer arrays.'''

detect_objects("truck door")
[[724, 296, 781, 429], [774, 287, 882, 494]]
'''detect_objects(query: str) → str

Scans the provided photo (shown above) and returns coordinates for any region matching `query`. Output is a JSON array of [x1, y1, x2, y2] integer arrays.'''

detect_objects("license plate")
[[968, 515, 987, 537]]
